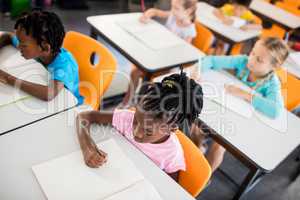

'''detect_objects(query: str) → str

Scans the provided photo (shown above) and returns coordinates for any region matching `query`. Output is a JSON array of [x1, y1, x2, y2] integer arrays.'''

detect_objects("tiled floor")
[[1, 1, 300, 199]]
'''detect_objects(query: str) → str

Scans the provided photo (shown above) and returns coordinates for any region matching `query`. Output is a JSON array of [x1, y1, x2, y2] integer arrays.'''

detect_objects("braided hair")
[[14, 9, 65, 56], [139, 73, 203, 127]]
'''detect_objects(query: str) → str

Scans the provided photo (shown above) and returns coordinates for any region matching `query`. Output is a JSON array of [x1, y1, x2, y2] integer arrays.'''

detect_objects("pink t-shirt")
[[112, 108, 186, 173]]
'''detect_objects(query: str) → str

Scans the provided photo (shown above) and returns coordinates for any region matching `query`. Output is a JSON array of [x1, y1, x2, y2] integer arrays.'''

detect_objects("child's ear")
[[41, 41, 51, 53], [169, 124, 179, 132]]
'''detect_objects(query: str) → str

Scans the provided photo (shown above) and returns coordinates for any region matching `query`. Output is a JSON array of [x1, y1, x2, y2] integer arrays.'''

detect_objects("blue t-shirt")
[[12, 35, 83, 105], [47, 48, 83, 105], [200, 55, 284, 119]]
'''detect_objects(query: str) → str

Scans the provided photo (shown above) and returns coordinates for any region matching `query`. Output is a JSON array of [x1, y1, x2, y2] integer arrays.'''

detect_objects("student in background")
[[76, 73, 204, 181], [0, 10, 83, 104], [122, 0, 198, 105], [212, 0, 262, 55], [192, 37, 289, 173]]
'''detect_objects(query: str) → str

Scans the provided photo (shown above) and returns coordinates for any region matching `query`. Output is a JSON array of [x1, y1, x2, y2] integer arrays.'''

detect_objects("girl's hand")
[[139, 9, 154, 23], [225, 84, 252, 102], [221, 17, 233, 25], [0, 69, 9, 84], [240, 25, 249, 31], [83, 145, 107, 168]]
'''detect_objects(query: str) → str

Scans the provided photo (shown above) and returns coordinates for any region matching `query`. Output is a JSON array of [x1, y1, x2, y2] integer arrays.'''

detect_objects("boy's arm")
[[76, 111, 113, 168], [0, 33, 13, 48], [0, 69, 64, 101]]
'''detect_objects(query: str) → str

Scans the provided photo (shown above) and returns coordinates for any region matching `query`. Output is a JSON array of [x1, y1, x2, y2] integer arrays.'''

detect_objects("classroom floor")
[[1, 1, 300, 199]]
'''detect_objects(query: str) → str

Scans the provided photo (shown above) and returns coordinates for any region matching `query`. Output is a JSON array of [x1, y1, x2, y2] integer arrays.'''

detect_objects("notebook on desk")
[[0, 63, 48, 107], [201, 70, 288, 132], [0, 45, 36, 68], [116, 18, 185, 51], [32, 139, 163, 200]]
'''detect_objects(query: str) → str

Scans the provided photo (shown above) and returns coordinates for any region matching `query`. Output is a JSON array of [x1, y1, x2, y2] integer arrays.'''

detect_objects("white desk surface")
[[0, 47, 77, 134], [0, 46, 36, 68], [283, 53, 300, 79], [250, 0, 300, 30], [87, 13, 200, 73], [153, 66, 300, 172], [0, 107, 195, 200], [196, 2, 261, 43], [200, 93, 300, 172]]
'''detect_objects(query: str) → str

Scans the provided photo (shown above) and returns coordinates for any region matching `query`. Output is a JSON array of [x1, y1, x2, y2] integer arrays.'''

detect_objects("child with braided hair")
[[76, 73, 203, 181], [0, 9, 83, 104]]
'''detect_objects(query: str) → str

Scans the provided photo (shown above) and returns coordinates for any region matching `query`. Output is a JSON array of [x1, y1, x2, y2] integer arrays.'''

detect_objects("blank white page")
[[104, 180, 163, 200], [0, 63, 48, 107], [201, 70, 253, 118], [0, 46, 35, 68], [32, 139, 146, 200], [201, 70, 288, 132], [116, 19, 185, 50], [290, 52, 300, 67]]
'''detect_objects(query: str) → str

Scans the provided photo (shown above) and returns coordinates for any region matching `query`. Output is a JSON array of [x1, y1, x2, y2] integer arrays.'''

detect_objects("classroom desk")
[[196, 2, 261, 55], [250, 0, 300, 38], [154, 67, 300, 200], [0, 45, 36, 68], [0, 47, 78, 135], [87, 13, 200, 80], [0, 107, 196, 200], [197, 74, 300, 200], [283, 53, 300, 79]]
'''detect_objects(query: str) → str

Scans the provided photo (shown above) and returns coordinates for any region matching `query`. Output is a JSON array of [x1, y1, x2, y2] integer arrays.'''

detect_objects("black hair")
[[231, 0, 251, 7], [140, 73, 203, 126], [14, 9, 65, 56]]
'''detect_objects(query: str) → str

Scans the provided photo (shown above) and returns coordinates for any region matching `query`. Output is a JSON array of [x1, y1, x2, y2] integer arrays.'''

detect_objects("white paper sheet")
[[289, 52, 300, 67], [32, 139, 162, 200], [105, 180, 162, 200], [116, 19, 185, 50], [201, 70, 288, 132], [201, 70, 253, 118], [0, 63, 48, 107], [0, 46, 35, 68]]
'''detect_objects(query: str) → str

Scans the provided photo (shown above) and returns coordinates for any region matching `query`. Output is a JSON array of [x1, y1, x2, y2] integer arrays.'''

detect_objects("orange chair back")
[[282, 0, 300, 9], [176, 130, 212, 197], [276, 68, 300, 110], [276, 1, 300, 16], [63, 31, 117, 110], [193, 21, 214, 54]]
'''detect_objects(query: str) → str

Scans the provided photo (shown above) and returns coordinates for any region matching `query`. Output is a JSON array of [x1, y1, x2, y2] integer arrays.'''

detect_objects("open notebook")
[[201, 70, 288, 132], [289, 52, 300, 67], [32, 139, 163, 200], [0, 63, 48, 107], [116, 18, 185, 51], [0, 45, 36, 68]]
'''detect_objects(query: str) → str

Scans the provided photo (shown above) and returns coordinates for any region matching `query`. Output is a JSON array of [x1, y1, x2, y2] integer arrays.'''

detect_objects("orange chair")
[[193, 21, 214, 54], [230, 43, 243, 55], [261, 24, 286, 39], [276, 68, 300, 111], [176, 130, 212, 197], [276, 1, 300, 16], [251, 14, 286, 39], [282, 0, 300, 8], [63, 31, 117, 110]]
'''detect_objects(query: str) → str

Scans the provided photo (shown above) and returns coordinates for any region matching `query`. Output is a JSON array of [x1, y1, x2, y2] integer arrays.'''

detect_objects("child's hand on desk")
[[83, 145, 107, 168], [139, 9, 154, 23], [0, 69, 9, 84], [224, 84, 252, 102], [221, 17, 233, 26]]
